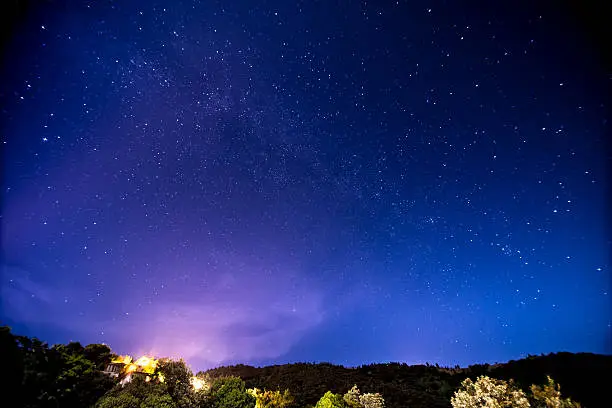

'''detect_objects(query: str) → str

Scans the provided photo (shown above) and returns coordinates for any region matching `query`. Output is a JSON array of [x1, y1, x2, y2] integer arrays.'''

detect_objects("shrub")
[[451, 376, 530, 408]]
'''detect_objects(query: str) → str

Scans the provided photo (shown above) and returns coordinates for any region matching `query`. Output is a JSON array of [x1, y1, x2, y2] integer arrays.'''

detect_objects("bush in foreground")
[[451, 375, 582, 408]]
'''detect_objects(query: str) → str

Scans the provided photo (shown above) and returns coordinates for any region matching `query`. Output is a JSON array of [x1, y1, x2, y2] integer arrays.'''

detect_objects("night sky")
[[1, 1, 609, 371]]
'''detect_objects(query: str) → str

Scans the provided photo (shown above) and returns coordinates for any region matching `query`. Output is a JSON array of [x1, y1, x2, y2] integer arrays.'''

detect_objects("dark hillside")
[[202, 353, 612, 408]]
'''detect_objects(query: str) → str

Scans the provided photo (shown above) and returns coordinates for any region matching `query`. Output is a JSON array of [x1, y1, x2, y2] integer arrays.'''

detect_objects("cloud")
[[117, 277, 325, 369], [1, 265, 60, 324], [1, 257, 326, 370]]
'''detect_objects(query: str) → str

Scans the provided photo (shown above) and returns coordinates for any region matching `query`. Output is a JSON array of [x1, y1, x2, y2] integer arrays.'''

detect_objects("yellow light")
[[112, 355, 133, 364], [108, 354, 169, 385], [133, 355, 158, 374], [191, 376, 206, 391]]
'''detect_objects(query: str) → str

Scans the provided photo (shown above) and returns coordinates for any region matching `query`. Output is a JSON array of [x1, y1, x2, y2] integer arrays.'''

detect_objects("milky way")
[[1, 1, 609, 370]]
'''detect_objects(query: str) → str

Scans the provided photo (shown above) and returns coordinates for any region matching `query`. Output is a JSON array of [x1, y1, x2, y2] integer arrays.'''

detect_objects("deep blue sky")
[[1, 1, 609, 371]]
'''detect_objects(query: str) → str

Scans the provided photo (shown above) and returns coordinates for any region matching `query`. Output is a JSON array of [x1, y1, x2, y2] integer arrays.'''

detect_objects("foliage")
[[451, 375, 584, 408], [451, 376, 530, 408], [83, 343, 115, 369], [359, 393, 385, 408], [250, 388, 295, 408], [141, 393, 178, 408], [209, 376, 256, 408], [157, 358, 198, 407], [96, 393, 141, 408], [95, 376, 184, 408], [1, 327, 606, 408], [200, 353, 611, 408], [0, 326, 116, 408], [0, 326, 25, 405], [343, 385, 361, 408], [315, 391, 348, 408], [340, 386, 384, 408], [530, 377, 581, 408], [124, 376, 168, 399]]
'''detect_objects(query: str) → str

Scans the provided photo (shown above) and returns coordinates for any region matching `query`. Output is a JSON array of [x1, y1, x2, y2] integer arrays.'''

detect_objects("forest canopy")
[[1, 326, 609, 408]]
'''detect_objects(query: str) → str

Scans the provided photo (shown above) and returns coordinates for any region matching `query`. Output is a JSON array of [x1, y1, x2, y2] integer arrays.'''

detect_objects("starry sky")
[[1, 1, 610, 371]]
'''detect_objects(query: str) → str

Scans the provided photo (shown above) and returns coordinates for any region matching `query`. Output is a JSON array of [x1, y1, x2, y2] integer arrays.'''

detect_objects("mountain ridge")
[[199, 352, 611, 408]]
